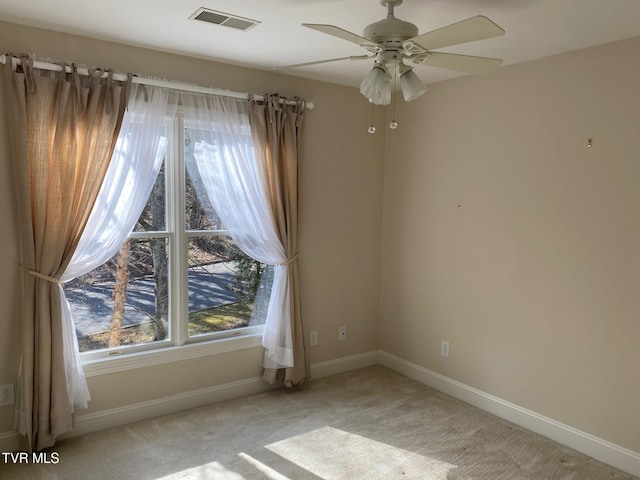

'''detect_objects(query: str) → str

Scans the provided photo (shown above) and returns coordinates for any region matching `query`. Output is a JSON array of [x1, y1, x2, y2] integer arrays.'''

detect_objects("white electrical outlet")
[[309, 330, 318, 346], [0, 384, 14, 406], [338, 326, 347, 342], [440, 340, 450, 358]]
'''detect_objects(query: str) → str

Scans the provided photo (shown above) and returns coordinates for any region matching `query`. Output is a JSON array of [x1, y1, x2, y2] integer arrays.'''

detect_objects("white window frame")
[[79, 114, 265, 373]]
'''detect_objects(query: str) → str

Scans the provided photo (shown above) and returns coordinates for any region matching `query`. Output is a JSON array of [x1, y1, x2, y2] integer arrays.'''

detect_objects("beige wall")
[[0, 22, 384, 434], [380, 36, 640, 453]]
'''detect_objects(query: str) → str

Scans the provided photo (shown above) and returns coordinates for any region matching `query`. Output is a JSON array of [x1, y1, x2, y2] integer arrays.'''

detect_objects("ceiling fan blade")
[[416, 52, 502, 74], [303, 24, 379, 49], [274, 55, 371, 69], [404, 16, 505, 51]]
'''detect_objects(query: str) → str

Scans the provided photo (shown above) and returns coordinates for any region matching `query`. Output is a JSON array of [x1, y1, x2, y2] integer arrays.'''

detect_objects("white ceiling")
[[2, 0, 640, 88]]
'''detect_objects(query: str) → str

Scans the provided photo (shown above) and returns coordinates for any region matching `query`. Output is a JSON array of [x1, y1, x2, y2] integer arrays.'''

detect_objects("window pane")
[[187, 235, 272, 337], [134, 160, 167, 232], [65, 238, 170, 352], [184, 130, 226, 231]]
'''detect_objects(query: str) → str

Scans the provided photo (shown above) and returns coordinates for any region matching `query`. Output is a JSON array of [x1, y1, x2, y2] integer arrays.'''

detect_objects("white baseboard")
[[310, 350, 379, 379], [64, 375, 280, 440], [378, 350, 640, 478], [69, 351, 379, 439], [0, 376, 278, 452], [0, 351, 379, 453]]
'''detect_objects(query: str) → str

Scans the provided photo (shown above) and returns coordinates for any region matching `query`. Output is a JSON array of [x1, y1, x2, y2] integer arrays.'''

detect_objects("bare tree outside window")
[[65, 123, 271, 353]]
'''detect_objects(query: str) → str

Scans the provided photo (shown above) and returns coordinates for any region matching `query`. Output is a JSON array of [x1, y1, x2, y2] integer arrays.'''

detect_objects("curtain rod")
[[0, 54, 314, 110]]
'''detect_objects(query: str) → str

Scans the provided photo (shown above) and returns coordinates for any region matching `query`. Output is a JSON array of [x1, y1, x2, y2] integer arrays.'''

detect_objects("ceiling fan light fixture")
[[399, 68, 426, 102], [377, 81, 392, 105], [360, 65, 392, 105]]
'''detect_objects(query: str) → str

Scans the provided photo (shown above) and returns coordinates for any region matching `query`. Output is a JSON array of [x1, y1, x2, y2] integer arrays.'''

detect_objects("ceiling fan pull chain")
[[390, 55, 399, 130], [368, 101, 376, 134]]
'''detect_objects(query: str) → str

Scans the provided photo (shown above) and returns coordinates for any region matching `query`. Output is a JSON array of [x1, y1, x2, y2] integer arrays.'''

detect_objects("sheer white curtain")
[[58, 84, 178, 410], [180, 93, 294, 369]]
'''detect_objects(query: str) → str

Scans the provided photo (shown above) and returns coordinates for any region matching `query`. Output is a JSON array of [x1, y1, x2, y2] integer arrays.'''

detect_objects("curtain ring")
[[105, 69, 114, 115], [88, 67, 104, 85], [124, 73, 133, 109], [72, 63, 84, 113], [295, 99, 306, 127], [20, 55, 35, 93]]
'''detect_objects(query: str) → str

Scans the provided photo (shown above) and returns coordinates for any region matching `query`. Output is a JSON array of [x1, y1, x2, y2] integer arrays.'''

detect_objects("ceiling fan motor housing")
[[363, 17, 419, 49]]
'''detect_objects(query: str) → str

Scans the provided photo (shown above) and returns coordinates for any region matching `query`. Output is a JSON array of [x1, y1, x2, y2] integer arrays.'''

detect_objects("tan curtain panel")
[[249, 95, 308, 386], [3, 55, 129, 451]]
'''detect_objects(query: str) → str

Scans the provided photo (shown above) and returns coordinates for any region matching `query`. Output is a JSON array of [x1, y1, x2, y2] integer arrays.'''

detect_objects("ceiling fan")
[[279, 0, 505, 105]]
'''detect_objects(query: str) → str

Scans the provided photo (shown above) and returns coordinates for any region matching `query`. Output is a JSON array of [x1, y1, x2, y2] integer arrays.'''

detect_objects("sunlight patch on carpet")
[[266, 426, 457, 479], [238, 452, 291, 479], [154, 460, 244, 480]]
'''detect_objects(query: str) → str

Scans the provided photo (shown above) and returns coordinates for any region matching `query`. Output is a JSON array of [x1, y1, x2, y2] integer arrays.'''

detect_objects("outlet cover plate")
[[0, 384, 14, 406], [440, 340, 450, 358]]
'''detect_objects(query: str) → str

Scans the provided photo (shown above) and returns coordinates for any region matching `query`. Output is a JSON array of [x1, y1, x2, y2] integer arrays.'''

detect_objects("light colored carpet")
[[0, 365, 636, 479]]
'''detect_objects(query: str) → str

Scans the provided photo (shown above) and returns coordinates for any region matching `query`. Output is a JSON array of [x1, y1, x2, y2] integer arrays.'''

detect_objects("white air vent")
[[190, 8, 260, 31]]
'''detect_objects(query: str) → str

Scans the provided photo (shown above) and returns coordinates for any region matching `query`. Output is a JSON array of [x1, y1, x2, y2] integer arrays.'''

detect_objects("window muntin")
[[66, 115, 269, 358]]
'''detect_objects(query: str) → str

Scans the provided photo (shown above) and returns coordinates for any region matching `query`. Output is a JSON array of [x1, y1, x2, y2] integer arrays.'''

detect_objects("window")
[[65, 116, 272, 358]]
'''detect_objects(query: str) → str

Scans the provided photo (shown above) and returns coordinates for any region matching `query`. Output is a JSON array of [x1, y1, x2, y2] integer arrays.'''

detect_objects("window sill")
[[82, 333, 264, 377]]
